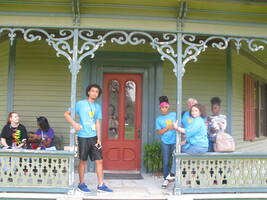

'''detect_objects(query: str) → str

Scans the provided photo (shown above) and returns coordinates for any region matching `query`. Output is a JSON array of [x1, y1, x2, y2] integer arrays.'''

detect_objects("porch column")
[[226, 45, 233, 134], [7, 39, 16, 113], [69, 28, 80, 187], [174, 32, 183, 195], [69, 28, 79, 147]]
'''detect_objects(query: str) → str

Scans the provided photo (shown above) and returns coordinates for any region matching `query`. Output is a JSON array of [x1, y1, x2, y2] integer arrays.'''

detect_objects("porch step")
[[83, 197, 168, 200]]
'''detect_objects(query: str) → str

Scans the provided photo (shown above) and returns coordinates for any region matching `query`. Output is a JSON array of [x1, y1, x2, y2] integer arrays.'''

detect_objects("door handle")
[[138, 128, 142, 138]]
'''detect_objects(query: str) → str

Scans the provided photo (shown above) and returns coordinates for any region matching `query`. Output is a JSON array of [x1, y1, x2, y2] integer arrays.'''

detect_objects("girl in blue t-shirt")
[[175, 104, 208, 154], [155, 96, 176, 189]]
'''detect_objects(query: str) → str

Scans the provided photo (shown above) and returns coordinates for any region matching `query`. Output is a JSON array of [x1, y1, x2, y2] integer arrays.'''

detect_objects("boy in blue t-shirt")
[[64, 84, 113, 193]]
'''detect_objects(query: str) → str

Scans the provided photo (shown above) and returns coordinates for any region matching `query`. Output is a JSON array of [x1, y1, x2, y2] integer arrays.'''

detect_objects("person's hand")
[[181, 139, 186, 145], [97, 138, 101, 145], [73, 122, 82, 131], [173, 120, 178, 130], [177, 126, 185, 134], [95, 139, 102, 149], [2, 146, 12, 150]]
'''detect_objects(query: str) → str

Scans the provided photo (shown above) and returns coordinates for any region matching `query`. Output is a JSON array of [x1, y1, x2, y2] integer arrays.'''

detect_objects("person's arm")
[[219, 116, 227, 131], [157, 126, 171, 135], [1, 138, 9, 147], [42, 129, 54, 147], [155, 117, 174, 135], [1, 126, 10, 148], [64, 110, 81, 131], [41, 138, 52, 147], [96, 119, 101, 146], [174, 120, 186, 134], [176, 127, 186, 134]]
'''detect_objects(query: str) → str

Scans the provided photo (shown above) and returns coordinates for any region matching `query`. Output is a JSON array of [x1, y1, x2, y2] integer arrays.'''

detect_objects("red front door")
[[102, 73, 142, 170]]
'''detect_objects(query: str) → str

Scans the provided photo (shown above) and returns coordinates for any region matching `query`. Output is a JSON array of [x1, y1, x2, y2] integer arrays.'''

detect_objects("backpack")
[[213, 132, 235, 152]]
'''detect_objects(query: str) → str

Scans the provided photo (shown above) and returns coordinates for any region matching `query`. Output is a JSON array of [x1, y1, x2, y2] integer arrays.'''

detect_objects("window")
[[244, 74, 267, 140]]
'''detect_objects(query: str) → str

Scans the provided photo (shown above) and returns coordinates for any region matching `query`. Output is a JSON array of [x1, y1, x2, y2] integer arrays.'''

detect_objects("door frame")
[[82, 51, 163, 172]]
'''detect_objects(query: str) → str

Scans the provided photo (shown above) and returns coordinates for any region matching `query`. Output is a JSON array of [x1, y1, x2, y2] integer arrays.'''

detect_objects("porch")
[[0, 8, 267, 199], [1, 149, 267, 198]]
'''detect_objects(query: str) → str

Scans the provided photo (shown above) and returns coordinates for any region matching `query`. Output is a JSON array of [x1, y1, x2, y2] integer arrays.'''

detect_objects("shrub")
[[143, 141, 162, 173]]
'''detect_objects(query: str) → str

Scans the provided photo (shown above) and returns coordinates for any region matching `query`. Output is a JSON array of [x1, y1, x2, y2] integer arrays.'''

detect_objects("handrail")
[[0, 149, 75, 193], [175, 152, 267, 194]]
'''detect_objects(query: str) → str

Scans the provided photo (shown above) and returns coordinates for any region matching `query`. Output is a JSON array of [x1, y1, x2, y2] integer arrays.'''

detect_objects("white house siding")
[[232, 50, 267, 152], [13, 38, 82, 149], [0, 40, 9, 127], [163, 48, 227, 117]]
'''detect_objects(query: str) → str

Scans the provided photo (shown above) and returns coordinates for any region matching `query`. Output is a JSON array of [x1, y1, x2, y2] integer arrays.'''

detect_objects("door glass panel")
[[125, 80, 136, 140], [108, 80, 119, 139]]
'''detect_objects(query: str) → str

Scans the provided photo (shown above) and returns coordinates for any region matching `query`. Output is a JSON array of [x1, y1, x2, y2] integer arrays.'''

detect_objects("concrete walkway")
[[77, 172, 173, 199]]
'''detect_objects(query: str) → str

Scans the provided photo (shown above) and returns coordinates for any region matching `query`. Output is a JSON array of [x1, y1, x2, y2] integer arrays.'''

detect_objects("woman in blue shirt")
[[176, 104, 208, 154], [155, 96, 176, 189]]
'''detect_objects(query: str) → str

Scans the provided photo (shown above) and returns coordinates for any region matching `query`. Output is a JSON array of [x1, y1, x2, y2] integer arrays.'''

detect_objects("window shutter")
[[244, 74, 256, 140]]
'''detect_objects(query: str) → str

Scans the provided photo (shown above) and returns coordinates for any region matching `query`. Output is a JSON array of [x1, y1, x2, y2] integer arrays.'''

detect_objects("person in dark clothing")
[[1, 112, 27, 149]]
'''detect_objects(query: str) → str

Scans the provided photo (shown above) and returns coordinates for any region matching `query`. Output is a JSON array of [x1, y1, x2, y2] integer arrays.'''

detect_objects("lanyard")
[[41, 130, 44, 139], [88, 102, 96, 118]]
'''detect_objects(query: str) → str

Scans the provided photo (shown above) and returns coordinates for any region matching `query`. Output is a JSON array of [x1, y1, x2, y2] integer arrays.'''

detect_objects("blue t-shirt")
[[75, 99, 102, 138], [155, 112, 176, 144], [182, 111, 194, 129], [183, 116, 209, 149]]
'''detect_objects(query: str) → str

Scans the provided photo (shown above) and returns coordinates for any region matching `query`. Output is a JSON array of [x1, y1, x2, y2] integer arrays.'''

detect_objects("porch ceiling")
[[0, 0, 266, 26], [245, 46, 267, 66]]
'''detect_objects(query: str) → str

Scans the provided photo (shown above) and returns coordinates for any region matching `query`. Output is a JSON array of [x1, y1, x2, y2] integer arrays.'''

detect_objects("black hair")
[[37, 116, 50, 132], [159, 96, 169, 104], [191, 104, 207, 118], [210, 97, 221, 106], [86, 84, 102, 98]]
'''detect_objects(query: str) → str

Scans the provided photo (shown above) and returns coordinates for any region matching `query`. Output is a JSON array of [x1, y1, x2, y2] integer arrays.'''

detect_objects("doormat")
[[104, 173, 143, 180]]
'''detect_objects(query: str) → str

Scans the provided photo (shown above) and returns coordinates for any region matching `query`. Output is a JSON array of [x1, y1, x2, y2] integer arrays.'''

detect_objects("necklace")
[[88, 101, 96, 118]]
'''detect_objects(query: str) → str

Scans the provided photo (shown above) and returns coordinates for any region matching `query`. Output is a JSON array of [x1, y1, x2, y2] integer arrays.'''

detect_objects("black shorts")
[[78, 136, 103, 161]]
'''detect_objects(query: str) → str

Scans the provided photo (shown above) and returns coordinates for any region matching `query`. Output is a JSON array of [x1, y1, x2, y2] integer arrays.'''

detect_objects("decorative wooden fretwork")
[[0, 150, 73, 189], [175, 153, 267, 194], [180, 159, 267, 187]]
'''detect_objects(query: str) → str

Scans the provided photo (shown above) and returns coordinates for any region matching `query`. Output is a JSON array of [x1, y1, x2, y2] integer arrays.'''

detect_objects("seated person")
[[27, 132, 40, 149], [175, 104, 209, 154], [0, 112, 27, 149], [35, 116, 56, 150], [207, 97, 227, 152]]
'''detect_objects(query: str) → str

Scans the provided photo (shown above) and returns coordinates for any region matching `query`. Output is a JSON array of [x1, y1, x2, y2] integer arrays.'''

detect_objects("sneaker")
[[77, 183, 91, 193], [161, 179, 169, 189], [166, 173, 175, 182], [97, 183, 113, 192]]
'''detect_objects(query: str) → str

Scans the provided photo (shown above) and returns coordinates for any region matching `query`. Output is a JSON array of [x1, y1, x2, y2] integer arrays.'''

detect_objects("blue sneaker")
[[78, 183, 91, 193], [97, 183, 113, 192]]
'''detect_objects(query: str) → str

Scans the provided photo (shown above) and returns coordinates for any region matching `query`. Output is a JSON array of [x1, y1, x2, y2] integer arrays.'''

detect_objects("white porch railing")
[[175, 152, 267, 194], [0, 149, 75, 193]]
